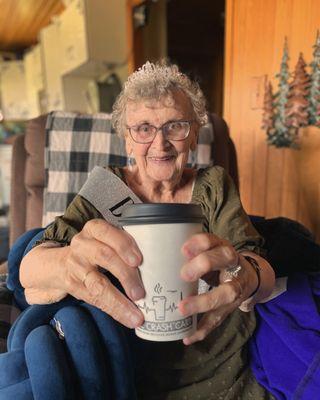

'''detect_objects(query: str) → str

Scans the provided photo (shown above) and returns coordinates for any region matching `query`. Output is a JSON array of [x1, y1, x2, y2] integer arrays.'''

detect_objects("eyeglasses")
[[126, 120, 193, 144]]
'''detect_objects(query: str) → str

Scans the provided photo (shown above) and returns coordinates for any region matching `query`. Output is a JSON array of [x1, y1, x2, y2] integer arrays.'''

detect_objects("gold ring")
[[82, 270, 91, 284]]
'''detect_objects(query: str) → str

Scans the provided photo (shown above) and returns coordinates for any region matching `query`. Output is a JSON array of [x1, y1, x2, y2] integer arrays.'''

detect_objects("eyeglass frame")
[[125, 119, 195, 144]]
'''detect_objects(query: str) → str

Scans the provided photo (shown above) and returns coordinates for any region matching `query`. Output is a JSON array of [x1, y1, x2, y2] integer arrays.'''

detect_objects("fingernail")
[[126, 253, 140, 266], [181, 302, 192, 316], [182, 269, 195, 281], [183, 337, 192, 346], [131, 285, 145, 300], [184, 243, 197, 257], [130, 312, 143, 327], [185, 247, 195, 260]]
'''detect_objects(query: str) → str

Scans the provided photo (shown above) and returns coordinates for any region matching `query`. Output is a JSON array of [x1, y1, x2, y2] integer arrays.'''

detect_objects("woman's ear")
[[125, 136, 133, 156], [190, 131, 199, 151]]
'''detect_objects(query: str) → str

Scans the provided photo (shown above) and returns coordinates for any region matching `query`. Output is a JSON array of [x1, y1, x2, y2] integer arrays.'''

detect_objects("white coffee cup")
[[120, 203, 204, 342]]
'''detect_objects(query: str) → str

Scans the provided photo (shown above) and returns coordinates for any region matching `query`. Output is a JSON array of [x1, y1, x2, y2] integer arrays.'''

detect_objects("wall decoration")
[[308, 31, 320, 126], [267, 38, 295, 148], [262, 32, 320, 148], [286, 53, 310, 129]]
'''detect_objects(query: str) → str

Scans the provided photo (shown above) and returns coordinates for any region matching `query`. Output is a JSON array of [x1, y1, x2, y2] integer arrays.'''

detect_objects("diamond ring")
[[224, 264, 242, 282]]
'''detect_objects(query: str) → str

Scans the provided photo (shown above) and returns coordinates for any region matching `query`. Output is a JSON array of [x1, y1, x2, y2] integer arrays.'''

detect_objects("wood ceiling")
[[0, 0, 65, 53]]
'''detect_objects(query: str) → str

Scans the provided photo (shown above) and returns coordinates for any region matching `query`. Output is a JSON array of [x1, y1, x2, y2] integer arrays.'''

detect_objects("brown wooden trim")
[[223, 0, 234, 122], [126, 0, 146, 73]]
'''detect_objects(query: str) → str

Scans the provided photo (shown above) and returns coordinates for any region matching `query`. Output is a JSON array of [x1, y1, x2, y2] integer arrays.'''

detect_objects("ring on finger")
[[82, 270, 92, 285], [228, 278, 243, 299], [224, 264, 242, 282]]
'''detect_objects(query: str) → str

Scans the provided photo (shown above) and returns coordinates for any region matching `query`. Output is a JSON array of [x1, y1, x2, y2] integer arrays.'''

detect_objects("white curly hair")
[[112, 60, 208, 136]]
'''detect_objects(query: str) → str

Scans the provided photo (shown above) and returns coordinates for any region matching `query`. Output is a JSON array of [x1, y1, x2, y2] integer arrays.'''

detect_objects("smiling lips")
[[148, 156, 175, 162]]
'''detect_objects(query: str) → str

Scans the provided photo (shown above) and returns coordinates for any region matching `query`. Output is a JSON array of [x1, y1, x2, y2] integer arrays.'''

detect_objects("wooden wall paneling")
[[288, 0, 320, 224], [297, 127, 320, 242], [278, 0, 299, 222], [247, 0, 277, 216], [224, 1, 253, 209], [126, 0, 145, 74], [265, 147, 285, 218], [317, 188, 320, 243], [224, 0, 276, 214], [264, 0, 293, 219], [280, 149, 300, 221], [297, 188, 313, 234], [236, 2, 256, 212], [225, 0, 320, 241], [223, 0, 234, 124], [251, 132, 268, 216]]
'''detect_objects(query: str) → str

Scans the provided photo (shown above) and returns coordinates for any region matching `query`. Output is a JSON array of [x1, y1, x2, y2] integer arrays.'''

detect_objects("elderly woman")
[[20, 61, 275, 399]]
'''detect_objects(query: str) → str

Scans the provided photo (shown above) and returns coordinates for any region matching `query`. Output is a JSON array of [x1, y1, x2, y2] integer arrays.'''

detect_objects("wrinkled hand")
[[25, 219, 145, 329], [65, 219, 146, 328], [178, 233, 274, 345]]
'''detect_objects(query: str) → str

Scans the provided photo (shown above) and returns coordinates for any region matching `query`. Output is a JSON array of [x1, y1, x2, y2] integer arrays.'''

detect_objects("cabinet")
[[24, 45, 44, 118], [0, 61, 29, 120], [59, 0, 86, 75], [59, 0, 127, 77], [40, 19, 65, 111]]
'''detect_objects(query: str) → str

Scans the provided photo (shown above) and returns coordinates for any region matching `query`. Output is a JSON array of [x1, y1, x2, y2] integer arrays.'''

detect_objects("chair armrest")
[[9, 135, 27, 247]]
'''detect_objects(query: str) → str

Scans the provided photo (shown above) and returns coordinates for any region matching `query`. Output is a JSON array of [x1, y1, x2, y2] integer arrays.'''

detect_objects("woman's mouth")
[[148, 156, 175, 162]]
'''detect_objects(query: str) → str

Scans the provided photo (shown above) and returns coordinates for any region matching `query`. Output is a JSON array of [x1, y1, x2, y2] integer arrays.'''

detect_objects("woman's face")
[[124, 91, 198, 185]]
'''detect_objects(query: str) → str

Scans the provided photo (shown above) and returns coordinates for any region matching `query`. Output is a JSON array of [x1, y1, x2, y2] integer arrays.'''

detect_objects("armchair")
[[8, 112, 238, 248]]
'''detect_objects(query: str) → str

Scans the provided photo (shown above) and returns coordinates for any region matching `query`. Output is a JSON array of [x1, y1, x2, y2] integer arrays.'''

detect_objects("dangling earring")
[[127, 153, 135, 171], [190, 149, 197, 169]]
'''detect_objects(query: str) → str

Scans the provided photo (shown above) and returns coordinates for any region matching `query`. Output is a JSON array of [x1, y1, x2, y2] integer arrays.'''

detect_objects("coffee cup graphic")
[[120, 203, 204, 341], [151, 296, 166, 321]]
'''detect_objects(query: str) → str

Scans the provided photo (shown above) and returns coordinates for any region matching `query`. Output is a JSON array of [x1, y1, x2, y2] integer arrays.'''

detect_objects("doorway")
[[129, 0, 225, 115], [167, 0, 225, 115]]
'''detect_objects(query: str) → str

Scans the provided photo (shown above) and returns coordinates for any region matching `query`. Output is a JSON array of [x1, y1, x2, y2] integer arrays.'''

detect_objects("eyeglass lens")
[[131, 121, 190, 143]]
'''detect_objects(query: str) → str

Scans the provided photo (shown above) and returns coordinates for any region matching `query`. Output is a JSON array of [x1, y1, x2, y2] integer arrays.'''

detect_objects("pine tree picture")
[[268, 38, 295, 147], [308, 31, 320, 126], [262, 34, 320, 148], [286, 53, 310, 129]]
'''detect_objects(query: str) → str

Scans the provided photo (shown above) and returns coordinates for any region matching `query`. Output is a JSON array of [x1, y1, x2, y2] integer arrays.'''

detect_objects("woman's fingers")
[[68, 219, 146, 302], [178, 233, 275, 345], [180, 240, 238, 282], [69, 236, 145, 301], [181, 232, 222, 260], [179, 281, 242, 317], [179, 278, 245, 345], [183, 303, 236, 345], [69, 269, 144, 329], [81, 219, 142, 266]]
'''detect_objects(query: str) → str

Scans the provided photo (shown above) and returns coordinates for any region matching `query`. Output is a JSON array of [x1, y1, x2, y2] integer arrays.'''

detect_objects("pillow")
[[42, 111, 214, 226]]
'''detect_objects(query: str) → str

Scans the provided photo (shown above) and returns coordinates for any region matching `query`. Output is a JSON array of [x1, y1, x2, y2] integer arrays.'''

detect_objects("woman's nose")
[[151, 130, 171, 149]]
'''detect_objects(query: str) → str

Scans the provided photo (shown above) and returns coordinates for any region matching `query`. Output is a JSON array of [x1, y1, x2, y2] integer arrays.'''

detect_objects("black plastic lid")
[[119, 203, 204, 225]]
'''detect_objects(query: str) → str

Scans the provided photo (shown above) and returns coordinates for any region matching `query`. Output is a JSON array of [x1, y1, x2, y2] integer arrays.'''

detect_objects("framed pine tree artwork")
[[262, 32, 320, 148]]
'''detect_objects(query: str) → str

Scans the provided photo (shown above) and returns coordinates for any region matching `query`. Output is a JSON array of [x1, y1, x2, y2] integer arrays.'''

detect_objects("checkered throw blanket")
[[43, 111, 215, 226]]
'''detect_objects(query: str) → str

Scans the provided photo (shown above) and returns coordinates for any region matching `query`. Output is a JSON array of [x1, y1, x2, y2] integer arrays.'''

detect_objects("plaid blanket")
[[43, 111, 215, 226]]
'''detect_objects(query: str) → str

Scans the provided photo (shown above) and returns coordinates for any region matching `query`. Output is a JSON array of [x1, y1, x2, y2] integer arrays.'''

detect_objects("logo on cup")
[[140, 317, 193, 333], [137, 283, 183, 322]]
